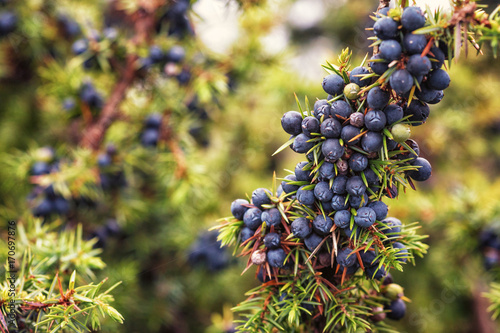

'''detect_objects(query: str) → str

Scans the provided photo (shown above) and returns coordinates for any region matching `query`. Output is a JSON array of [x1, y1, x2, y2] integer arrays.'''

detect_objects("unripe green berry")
[[391, 123, 411, 142], [344, 83, 360, 100], [384, 283, 404, 300]]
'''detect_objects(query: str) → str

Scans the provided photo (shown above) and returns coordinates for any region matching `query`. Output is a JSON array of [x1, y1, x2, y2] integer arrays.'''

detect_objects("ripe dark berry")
[[393, 242, 409, 263], [349, 153, 368, 172], [72, 39, 88, 55], [261, 208, 281, 227], [349, 193, 369, 209], [321, 139, 344, 162], [252, 188, 272, 209], [369, 54, 389, 75], [373, 17, 399, 40], [330, 100, 352, 119], [427, 68, 450, 90], [344, 223, 361, 239], [33, 198, 54, 217], [401, 6, 426, 31], [267, 248, 287, 268], [145, 113, 162, 129], [320, 118, 342, 138], [166, 45, 186, 63], [292, 134, 314, 153], [264, 233, 281, 249], [141, 129, 159, 147], [297, 186, 315, 206], [313, 215, 333, 235], [334, 210, 351, 228], [428, 90, 444, 104], [379, 40, 402, 61], [302, 116, 320, 137], [367, 87, 390, 110], [390, 69, 414, 95], [354, 207, 377, 228], [337, 247, 356, 267], [314, 181, 334, 202], [53, 197, 70, 215], [281, 111, 303, 135], [364, 168, 380, 185], [349, 66, 371, 87], [361, 250, 377, 266], [322, 74, 345, 96], [339, 261, 360, 275], [318, 161, 335, 180], [98, 153, 112, 168], [331, 195, 349, 211], [384, 103, 404, 125], [295, 161, 312, 181], [31, 161, 51, 176], [80, 83, 103, 109], [0, 11, 17, 35], [315, 104, 331, 120], [361, 131, 383, 153], [149, 46, 165, 63], [364, 110, 387, 131], [376, 7, 390, 18], [367, 201, 388, 221], [404, 101, 429, 126], [314, 99, 329, 113], [341, 125, 361, 145], [291, 217, 311, 239], [386, 299, 406, 320], [380, 217, 402, 235], [304, 232, 323, 251], [406, 54, 431, 77], [346, 176, 366, 197], [365, 264, 387, 280], [281, 174, 299, 194], [403, 33, 427, 54], [415, 84, 442, 103], [429, 46, 445, 69], [332, 175, 348, 194], [243, 208, 263, 230], [408, 157, 432, 181]]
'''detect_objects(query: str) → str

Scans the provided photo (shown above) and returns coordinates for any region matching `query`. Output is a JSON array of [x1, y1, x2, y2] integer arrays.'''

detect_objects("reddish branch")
[[161, 112, 188, 178], [79, 7, 157, 150]]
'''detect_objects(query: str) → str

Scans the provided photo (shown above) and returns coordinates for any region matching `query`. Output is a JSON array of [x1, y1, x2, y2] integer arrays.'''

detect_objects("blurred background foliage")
[[0, 0, 499, 332]]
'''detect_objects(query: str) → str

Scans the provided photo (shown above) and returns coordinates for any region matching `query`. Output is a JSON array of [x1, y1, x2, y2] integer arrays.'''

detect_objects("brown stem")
[[472, 282, 497, 333], [79, 7, 157, 150], [161, 112, 188, 179]]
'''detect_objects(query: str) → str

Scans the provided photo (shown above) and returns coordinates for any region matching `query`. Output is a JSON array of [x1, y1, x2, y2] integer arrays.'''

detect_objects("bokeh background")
[[1, 0, 500, 332]]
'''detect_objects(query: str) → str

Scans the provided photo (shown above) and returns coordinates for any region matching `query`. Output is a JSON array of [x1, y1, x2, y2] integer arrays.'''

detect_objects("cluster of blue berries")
[[71, 27, 118, 69], [226, 6, 451, 323], [479, 228, 500, 270], [29, 147, 71, 218], [188, 231, 233, 272], [371, 6, 450, 122], [98, 144, 126, 190], [140, 113, 162, 147], [230, 189, 291, 278], [141, 44, 191, 85], [158, 0, 194, 38]]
